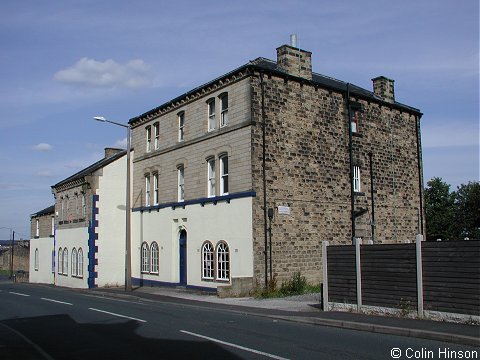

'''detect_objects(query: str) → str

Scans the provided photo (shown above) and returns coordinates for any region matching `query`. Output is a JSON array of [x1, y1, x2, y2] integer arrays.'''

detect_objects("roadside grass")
[[254, 272, 321, 299], [0, 269, 11, 276]]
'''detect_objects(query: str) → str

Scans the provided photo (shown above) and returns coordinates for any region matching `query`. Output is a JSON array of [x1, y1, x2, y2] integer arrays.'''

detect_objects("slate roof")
[[129, 53, 421, 125], [30, 205, 55, 218], [52, 150, 126, 189]]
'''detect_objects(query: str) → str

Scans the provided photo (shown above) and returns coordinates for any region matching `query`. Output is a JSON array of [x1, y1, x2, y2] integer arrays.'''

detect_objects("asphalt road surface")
[[0, 282, 477, 359]]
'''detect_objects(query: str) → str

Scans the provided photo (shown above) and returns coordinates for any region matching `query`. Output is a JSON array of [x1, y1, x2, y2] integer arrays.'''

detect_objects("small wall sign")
[[278, 206, 291, 215]]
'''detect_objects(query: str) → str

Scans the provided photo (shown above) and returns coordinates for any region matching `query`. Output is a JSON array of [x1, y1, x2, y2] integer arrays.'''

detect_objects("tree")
[[425, 177, 455, 241], [453, 182, 480, 240]]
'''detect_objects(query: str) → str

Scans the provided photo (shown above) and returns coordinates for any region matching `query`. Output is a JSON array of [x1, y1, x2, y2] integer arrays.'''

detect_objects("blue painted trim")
[[132, 277, 217, 293], [88, 194, 99, 288], [132, 190, 256, 213]]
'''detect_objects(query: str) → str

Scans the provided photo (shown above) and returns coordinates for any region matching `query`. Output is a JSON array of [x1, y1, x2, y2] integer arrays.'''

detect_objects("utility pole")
[[10, 231, 15, 279]]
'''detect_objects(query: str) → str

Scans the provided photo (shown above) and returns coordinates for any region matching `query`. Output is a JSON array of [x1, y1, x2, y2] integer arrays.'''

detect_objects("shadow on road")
[[1, 314, 243, 360]]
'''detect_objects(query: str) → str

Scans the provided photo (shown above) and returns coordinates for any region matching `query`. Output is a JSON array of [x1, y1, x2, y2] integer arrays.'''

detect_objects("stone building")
[[51, 148, 127, 288], [29, 205, 55, 284], [128, 43, 424, 294]]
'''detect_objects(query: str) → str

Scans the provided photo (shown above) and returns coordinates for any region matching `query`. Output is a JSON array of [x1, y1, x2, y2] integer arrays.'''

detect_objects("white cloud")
[[421, 121, 479, 148], [54, 58, 153, 89], [113, 137, 127, 149], [36, 170, 53, 177], [32, 143, 53, 151], [0, 182, 32, 191]]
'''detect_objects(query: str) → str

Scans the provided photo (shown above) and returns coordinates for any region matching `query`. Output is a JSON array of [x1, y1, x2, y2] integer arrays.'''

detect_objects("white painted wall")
[[96, 154, 127, 287], [29, 236, 55, 284], [55, 227, 88, 288], [131, 197, 253, 289]]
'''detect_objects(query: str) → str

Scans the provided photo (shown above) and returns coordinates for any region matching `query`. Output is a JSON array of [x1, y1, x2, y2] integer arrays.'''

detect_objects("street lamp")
[[93, 116, 132, 291]]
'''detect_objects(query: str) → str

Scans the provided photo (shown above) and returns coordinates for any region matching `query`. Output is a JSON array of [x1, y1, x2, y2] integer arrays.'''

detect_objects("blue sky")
[[0, 0, 478, 240]]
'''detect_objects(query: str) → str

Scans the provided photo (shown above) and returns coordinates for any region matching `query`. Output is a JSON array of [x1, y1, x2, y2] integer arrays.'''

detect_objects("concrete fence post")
[[416, 234, 424, 317], [322, 241, 329, 311], [355, 238, 363, 312]]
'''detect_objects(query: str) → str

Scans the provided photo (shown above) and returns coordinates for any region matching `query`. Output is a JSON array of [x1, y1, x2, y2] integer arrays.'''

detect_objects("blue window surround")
[[132, 191, 256, 213], [87, 195, 99, 288]]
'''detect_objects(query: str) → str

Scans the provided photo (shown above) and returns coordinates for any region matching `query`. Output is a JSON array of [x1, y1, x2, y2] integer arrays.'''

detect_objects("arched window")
[[153, 172, 159, 205], [202, 241, 214, 280], [177, 165, 185, 202], [58, 248, 63, 274], [63, 248, 68, 276], [150, 242, 159, 274], [34, 249, 39, 271], [220, 93, 228, 127], [219, 154, 229, 195], [78, 248, 84, 278], [71, 248, 77, 277], [207, 98, 215, 131], [178, 111, 185, 142], [145, 174, 151, 206], [146, 125, 152, 152], [207, 157, 216, 197], [216, 242, 230, 281], [153, 122, 160, 150], [81, 193, 86, 218], [141, 243, 150, 273]]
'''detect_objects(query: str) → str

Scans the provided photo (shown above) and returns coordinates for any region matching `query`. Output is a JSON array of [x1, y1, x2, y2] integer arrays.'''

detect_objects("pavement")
[[87, 286, 480, 347]]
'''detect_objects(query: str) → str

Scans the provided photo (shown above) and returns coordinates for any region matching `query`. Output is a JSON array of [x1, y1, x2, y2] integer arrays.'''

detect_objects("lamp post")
[[93, 116, 132, 291]]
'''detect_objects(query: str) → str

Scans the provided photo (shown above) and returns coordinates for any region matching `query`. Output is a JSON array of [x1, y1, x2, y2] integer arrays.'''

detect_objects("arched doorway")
[[179, 229, 187, 285]]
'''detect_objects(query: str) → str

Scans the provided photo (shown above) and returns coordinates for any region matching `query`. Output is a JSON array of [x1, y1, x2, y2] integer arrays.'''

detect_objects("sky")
[[0, 0, 478, 240]]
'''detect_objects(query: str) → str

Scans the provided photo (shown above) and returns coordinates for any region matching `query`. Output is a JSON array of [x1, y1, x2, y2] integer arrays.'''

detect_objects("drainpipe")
[[368, 152, 375, 243], [260, 72, 268, 289], [268, 208, 274, 284], [347, 84, 355, 244], [415, 114, 424, 235]]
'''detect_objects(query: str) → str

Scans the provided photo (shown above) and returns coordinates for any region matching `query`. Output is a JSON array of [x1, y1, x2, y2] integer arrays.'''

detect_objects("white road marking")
[[82, 293, 146, 305], [41, 298, 73, 306], [0, 322, 55, 360], [180, 330, 291, 360], [9, 291, 30, 297], [88, 308, 147, 323]]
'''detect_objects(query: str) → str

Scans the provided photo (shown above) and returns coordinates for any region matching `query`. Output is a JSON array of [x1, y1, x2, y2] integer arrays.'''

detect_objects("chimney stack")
[[276, 39, 312, 80], [372, 76, 395, 103], [104, 148, 123, 158]]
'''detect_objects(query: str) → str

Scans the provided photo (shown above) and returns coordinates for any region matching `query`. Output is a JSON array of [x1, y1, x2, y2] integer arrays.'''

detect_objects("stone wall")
[[0, 242, 30, 273], [53, 183, 95, 231], [31, 211, 54, 239], [131, 77, 253, 208], [250, 72, 422, 287]]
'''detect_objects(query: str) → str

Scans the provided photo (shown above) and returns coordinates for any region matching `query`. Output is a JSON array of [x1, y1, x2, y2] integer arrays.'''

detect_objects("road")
[[0, 282, 477, 360]]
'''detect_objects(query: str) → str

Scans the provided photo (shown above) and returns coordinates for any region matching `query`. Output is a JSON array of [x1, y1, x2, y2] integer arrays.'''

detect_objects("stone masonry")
[[130, 77, 253, 208], [30, 205, 54, 239], [250, 46, 423, 286], [128, 44, 424, 292]]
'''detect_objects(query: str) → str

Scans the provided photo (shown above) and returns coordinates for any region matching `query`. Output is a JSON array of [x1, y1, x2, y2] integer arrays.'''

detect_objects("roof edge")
[[51, 150, 127, 190], [129, 56, 422, 127]]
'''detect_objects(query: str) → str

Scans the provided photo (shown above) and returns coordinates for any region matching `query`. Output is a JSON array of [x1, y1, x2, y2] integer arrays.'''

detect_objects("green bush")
[[254, 272, 320, 299], [279, 272, 307, 296]]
